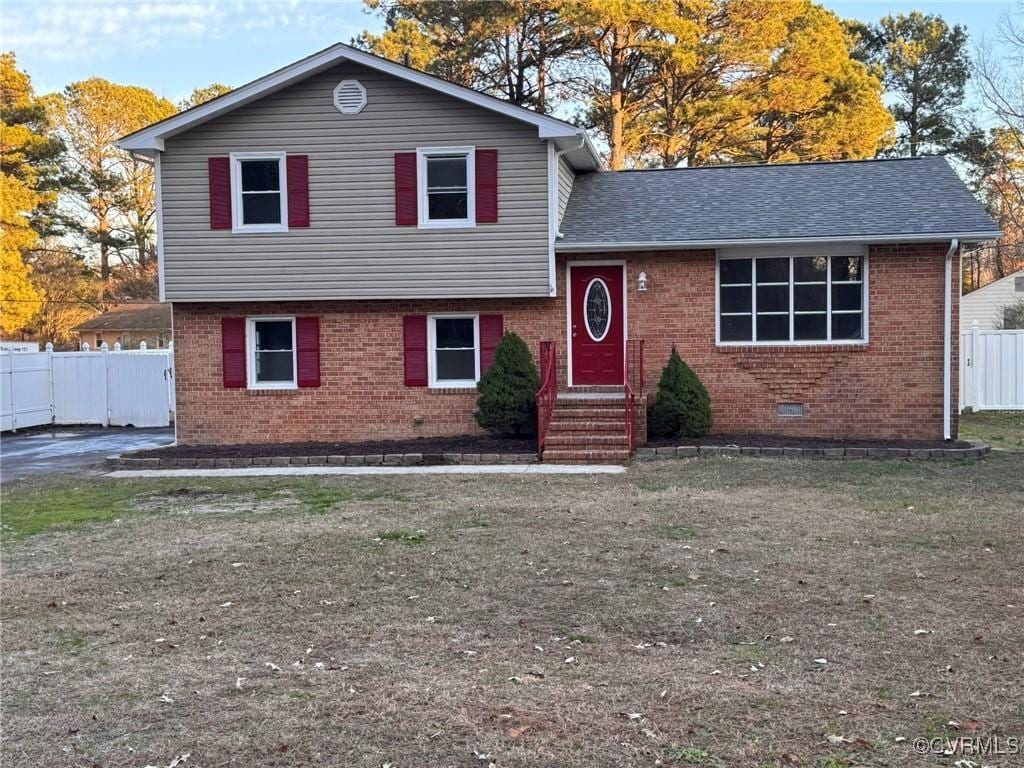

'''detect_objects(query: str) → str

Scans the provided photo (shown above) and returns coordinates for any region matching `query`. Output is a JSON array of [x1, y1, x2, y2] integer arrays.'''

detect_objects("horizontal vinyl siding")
[[160, 62, 552, 301], [961, 274, 1024, 331], [557, 155, 575, 224]]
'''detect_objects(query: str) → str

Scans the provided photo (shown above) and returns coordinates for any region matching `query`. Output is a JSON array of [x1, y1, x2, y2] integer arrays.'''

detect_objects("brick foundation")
[[172, 243, 958, 445]]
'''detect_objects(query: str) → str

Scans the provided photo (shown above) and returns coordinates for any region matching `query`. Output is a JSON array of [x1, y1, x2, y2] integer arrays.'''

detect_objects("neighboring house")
[[961, 270, 1024, 331], [74, 303, 172, 350], [117, 43, 1000, 459]]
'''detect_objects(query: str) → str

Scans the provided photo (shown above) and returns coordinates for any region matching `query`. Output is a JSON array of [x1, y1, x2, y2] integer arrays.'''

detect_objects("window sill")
[[716, 341, 868, 353], [417, 220, 476, 230], [231, 224, 289, 234], [246, 386, 301, 395], [427, 386, 478, 394]]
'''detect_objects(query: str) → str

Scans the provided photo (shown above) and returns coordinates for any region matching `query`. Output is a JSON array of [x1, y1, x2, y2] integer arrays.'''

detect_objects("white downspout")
[[943, 238, 958, 441]]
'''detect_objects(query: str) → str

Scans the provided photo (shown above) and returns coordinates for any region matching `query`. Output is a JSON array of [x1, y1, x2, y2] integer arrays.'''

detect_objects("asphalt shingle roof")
[[558, 156, 1000, 249], [73, 303, 171, 332]]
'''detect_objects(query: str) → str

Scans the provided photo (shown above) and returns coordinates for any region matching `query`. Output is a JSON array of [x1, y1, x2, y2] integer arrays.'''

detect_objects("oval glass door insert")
[[584, 277, 611, 341]]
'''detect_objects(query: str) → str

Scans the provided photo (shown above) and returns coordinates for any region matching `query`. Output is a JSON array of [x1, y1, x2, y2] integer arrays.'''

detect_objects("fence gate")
[[106, 353, 173, 427], [0, 352, 53, 431], [960, 326, 1024, 411]]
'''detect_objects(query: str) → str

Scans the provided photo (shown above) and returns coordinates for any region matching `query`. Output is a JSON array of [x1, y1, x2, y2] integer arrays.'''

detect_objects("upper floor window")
[[417, 147, 475, 229], [231, 152, 288, 233], [718, 253, 867, 345]]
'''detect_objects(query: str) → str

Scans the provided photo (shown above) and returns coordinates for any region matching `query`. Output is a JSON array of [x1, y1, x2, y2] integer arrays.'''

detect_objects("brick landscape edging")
[[107, 442, 990, 470], [634, 442, 991, 461], [107, 452, 539, 469]]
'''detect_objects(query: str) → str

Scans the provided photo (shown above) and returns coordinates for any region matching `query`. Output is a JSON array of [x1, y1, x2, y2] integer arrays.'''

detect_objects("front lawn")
[[2, 456, 1022, 767]]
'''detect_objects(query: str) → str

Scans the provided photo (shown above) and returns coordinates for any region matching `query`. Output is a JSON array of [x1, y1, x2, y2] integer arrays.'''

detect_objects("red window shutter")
[[208, 157, 232, 230], [221, 317, 247, 388], [286, 155, 310, 228], [395, 152, 418, 225], [295, 316, 320, 387], [403, 315, 428, 386], [479, 314, 504, 372], [475, 149, 498, 223]]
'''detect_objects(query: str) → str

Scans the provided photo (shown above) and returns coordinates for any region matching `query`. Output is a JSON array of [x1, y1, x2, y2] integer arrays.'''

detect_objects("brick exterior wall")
[[172, 242, 958, 445]]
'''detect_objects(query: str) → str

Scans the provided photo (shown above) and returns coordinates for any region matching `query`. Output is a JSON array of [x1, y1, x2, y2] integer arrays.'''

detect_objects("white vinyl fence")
[[1, 343, 174, 431], [960, 325, 1024, 411]]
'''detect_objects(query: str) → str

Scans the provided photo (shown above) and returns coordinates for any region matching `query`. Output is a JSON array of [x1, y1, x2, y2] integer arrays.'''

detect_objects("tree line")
[[1, 57, 229, 342], [2, 1, 1022, 343]]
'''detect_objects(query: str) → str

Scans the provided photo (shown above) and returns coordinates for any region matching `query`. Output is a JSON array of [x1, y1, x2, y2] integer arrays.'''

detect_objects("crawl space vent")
[[333, 80, 367, 114], [777, 403, 805, 417]]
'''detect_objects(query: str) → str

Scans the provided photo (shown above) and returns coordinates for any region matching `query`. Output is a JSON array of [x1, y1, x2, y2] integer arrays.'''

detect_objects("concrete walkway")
[[107, 464, 626, 479]]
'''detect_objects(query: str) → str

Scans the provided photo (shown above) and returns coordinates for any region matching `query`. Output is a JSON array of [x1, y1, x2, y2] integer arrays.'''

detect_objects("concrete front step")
[[543, 448, 632, 464]]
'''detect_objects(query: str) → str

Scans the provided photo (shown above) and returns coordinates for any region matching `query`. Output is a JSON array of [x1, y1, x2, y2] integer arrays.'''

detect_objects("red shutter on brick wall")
[[403, 315, 428, 386], [222, 317, 247, 388], [475, 149, 498, 223], [295, 316, 320, 387], [479, 314, 504, 372], [395, 152, 417, 225], [208, 157, 232, 230], [286, 155, 310, 228]]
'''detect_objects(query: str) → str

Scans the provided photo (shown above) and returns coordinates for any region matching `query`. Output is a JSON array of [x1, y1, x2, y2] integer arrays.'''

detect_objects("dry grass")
[[960, 410, 1024, 451], [2, 456, 1023, 768]]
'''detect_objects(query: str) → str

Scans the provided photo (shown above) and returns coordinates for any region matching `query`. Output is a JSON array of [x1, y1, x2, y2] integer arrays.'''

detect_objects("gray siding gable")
[[160, 62, 552, 301]]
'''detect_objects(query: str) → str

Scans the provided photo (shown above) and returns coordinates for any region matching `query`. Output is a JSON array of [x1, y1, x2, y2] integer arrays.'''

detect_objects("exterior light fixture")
[[637, 271, 648, 292]]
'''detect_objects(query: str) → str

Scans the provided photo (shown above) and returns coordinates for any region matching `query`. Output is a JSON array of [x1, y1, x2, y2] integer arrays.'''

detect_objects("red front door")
[[570, 264, 624, 385]]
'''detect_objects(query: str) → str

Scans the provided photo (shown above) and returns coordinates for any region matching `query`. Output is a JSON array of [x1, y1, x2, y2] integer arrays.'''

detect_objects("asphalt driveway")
[[0, 427, 174, 482]]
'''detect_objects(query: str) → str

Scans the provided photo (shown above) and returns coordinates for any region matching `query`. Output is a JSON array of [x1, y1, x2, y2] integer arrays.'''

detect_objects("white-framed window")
[[230, 152, 288, 233], [417, 146, 475, 229], [427, 313, 480, 388], [717, 253, 868, 345], [247, 316, 297, 389]]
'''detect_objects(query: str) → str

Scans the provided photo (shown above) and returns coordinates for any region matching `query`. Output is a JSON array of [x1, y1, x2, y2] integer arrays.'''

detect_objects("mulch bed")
[[132, 435, 536, 459], [644, 432, 972, 450]]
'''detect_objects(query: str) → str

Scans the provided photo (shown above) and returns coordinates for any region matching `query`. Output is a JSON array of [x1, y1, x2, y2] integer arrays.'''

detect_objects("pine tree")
[[648, 347, 711, 439], [848, 11, 970, 157], [475, 332, 541, 437]]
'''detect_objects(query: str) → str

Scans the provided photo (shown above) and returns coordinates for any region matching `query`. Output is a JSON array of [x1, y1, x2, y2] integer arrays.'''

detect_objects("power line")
[[0, 299, 161, 304]]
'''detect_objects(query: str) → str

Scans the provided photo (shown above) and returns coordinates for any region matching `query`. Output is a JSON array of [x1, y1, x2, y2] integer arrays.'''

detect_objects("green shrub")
[[647, 347, 712, 439], [475, 332, 540, 437]]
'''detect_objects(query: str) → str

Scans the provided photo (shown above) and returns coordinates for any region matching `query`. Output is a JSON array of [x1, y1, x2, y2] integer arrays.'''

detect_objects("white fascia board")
[[117, 42, 596, 165], [555, 231, 1004, 252]]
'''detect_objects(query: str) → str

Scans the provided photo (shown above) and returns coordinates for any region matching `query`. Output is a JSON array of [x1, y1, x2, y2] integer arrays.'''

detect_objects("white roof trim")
[[117, 42, 600, 169], [555, 231, 1003, 252]]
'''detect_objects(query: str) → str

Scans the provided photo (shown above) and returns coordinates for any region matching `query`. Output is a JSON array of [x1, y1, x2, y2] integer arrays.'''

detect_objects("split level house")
[[118, 43, 1001, 461]]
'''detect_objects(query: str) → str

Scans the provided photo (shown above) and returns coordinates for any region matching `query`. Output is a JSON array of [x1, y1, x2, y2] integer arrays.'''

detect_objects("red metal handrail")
[[624, 354, 635, 455], [624, 339, 644, 454], [536, 341, 558, 457]]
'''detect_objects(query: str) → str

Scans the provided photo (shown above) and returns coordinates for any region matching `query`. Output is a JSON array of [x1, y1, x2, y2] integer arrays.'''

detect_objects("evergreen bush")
[[475, 332, 540, 437], [647, 347, 712, 439]]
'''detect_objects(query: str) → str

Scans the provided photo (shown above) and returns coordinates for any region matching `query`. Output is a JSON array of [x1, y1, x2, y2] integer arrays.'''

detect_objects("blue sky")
[[2, 0, 1017, 103]]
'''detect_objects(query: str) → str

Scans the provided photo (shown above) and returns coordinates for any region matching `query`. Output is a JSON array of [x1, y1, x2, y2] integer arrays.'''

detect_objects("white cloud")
[[2, 0, 363, 62]]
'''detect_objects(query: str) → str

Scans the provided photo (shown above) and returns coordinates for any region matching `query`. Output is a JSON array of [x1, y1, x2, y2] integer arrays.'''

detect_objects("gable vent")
[[333, 80, 366, 114]]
